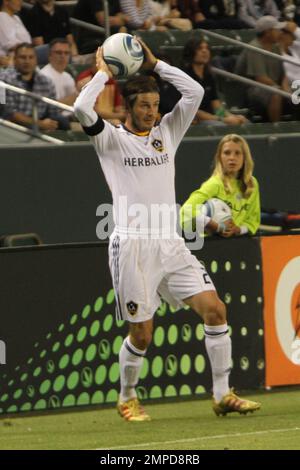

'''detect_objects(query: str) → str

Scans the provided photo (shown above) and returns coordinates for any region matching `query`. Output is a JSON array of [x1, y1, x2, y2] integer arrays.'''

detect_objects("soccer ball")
[[202, 198, 232, 224], [102, 33, 144, 77]]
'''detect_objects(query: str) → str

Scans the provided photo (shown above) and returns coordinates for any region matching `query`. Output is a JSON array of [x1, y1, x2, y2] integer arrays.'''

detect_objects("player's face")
[[220, 141, 244, 177], [130, 93, 160, 132]]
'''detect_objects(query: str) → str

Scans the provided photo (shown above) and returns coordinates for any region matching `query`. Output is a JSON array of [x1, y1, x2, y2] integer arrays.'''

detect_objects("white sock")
[[119, 336, 146, 402], [204, 324, 231, 402]]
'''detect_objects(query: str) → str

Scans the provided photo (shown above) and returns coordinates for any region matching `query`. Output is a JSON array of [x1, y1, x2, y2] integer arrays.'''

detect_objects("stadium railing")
[[0, 118, 65, 144], [199, 28, 300, 68], [0, 81, 74, 144], [1, 72, 297, 145], [136, 28, 300, 69], [34, 120, 300, 142], [137, 28, 299, 122]]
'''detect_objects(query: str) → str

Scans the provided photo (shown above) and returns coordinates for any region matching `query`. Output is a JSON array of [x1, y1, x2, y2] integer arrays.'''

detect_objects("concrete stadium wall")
[[0, 135, 299, 244]]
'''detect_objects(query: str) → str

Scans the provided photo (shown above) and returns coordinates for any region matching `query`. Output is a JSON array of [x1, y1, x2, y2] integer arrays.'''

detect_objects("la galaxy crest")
[[126, 301, 138, 316], [152, 139, 164, 152]]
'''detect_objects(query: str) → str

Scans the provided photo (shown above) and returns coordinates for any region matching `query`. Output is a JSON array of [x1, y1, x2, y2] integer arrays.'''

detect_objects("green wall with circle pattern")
[[0, 238, 264, 414]]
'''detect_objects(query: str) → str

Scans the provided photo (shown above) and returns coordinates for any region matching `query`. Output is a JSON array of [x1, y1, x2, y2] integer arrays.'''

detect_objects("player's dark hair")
[[122, 75, 160, 109]]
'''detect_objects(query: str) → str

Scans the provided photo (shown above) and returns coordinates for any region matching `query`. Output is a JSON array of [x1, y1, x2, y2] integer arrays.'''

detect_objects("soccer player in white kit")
[[74, 41, 260, 421]]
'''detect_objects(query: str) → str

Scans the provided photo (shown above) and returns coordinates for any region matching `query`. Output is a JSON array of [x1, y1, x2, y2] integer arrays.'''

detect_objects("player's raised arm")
[[138, 39, 204, 148], [158, 59, 204, 145], [74, 48, 113, 133]]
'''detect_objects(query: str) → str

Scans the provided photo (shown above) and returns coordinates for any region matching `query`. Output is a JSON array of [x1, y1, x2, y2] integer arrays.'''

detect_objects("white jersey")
[[41, 64, 77, 100], [74, 61, 204, 236]]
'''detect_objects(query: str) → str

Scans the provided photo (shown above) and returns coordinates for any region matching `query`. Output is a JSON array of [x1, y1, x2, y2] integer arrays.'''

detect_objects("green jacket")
[[180, 175, 261, 235]]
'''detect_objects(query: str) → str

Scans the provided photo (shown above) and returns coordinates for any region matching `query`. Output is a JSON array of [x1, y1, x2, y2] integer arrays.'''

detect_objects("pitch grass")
[[0, 389, 300, 450]]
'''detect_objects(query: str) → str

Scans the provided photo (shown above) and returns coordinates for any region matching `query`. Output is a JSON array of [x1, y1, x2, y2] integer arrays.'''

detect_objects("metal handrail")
[[53, 1, 77, 5], [211, 66, 292, 99], [199, 28, 300, 68], [161, 29, 300, 68], [69, 18, 105, 35], [0, 118, 65, 144], [0, 80, 73, 141], [0, 81, 74, 112], [103, 0, 111, 38]]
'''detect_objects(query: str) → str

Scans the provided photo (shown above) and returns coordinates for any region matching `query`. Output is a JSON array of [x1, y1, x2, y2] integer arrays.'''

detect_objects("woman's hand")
[[219, 220, 241, 237]]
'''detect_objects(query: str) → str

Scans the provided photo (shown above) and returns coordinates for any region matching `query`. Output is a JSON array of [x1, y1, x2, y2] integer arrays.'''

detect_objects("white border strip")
[[96, 426, 300, 450]]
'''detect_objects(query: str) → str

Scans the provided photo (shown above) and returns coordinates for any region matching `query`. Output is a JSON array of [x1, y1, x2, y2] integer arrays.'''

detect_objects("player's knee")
[[130, 326, 153, 350], [203, 299, 227, 325], [134, 333, 152, 350]]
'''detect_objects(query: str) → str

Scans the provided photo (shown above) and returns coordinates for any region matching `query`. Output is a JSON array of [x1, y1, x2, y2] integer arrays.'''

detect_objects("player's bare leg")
[[184, 291, 260, 416], [117, 319, 153, 422]]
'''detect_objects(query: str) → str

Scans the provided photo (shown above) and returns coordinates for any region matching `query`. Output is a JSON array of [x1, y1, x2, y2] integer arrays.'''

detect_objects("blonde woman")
[[181, 134, 261, 237]]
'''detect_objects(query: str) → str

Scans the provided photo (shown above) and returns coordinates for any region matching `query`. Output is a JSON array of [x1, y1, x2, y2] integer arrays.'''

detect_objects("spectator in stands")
[[120, 0, 191, 32], [182, 38, 247, 125], [275, 0, 297, 21], [40, 38, 77, 107], [178, 0, 248, 29], [180, 134, 261, 237], [0, 0, 31, 67], [238, 0, 280, 28], [76, 53, 125, 124], [278, 20, 300, 85], [24, 0, 78, 57], [74, 0, 128, 54], [120, 0, 156, 30], [149, 0, 192, 30], [235, 15, 293, 122], [176, 0, 198, 22], [0, 43, 70, 130]]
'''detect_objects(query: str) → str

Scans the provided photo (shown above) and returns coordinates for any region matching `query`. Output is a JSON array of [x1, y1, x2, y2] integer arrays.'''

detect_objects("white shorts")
[[108, 232, 215, 323]]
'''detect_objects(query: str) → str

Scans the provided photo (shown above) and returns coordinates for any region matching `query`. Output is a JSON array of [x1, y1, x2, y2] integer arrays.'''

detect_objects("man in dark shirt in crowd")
[[24, 0, 78, 56], [177, 0, 247, 29], [74, 0, 128, 54]]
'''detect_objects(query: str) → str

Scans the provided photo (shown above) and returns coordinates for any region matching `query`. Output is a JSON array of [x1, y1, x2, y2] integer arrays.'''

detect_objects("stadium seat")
[[0, 233, 42, 247]]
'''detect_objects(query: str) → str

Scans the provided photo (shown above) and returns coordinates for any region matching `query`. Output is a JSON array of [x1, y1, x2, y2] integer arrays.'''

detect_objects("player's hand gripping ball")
[[103, 33, 144, 77]]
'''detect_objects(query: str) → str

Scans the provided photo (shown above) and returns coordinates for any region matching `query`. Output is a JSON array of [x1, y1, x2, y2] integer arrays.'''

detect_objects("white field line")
[[95, 426, 300, 450]]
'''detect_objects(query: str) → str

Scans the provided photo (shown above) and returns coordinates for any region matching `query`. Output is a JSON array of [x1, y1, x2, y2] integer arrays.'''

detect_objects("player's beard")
[[132, 112, 152, 133]]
